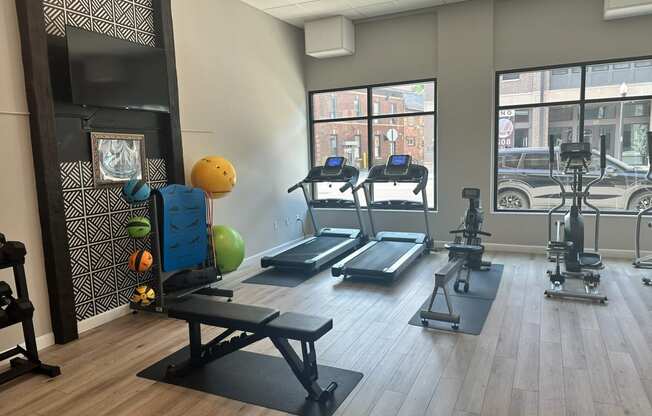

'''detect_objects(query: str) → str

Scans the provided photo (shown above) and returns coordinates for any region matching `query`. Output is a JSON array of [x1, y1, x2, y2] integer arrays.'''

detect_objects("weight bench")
[[166, 295, 338, 403]]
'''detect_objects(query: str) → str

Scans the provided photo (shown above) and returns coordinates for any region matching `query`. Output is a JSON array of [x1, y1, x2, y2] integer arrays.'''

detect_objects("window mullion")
[[367, 86, 373, 203], [579, 64, 586, 143]]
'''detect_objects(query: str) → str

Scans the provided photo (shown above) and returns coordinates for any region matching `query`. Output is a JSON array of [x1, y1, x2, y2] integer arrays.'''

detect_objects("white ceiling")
[[240, 0, 466, 27]]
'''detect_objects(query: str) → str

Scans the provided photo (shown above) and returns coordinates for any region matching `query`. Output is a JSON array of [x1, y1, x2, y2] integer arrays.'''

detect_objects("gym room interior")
[[2, 0, 652, 415]]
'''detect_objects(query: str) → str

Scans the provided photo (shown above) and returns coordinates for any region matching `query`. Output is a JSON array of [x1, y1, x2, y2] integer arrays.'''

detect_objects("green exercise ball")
[[212, 225, 245, 273]]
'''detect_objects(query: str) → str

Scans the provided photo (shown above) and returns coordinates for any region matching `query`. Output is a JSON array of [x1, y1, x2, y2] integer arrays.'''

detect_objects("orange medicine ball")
[[128, 250, 153, 273], [190, 156, 237, 199]]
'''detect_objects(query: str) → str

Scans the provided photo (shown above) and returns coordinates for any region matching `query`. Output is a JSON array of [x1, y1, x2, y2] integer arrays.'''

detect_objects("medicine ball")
[[122, 179, 151, 203], [190, 156, 237, 199], [126, 216, 151, 238], [212, 225, 245, 273], [128, 250, 153, 273], [130, 285, 156, 306]]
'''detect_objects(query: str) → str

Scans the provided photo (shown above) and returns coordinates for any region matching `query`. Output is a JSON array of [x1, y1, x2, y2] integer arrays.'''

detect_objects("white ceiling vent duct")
[[305, 16, 355, 59], [604, 0, 652, 20]]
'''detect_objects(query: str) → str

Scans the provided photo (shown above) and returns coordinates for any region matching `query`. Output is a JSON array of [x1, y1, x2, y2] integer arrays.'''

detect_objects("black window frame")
[[308, 78, 437, 210], [494, 55, 652, 214]]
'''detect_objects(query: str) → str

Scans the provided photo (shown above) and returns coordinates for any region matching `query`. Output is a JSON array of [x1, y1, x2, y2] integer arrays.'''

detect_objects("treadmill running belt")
[[346, 241, 417, 271], [275, 236, 347, 260]]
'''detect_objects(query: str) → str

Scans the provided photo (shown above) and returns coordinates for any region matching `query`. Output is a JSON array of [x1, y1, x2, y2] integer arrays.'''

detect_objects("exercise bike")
[[420, 188, 491, 329], [632, 132, 652, 285], [545, 134, 608, 303]]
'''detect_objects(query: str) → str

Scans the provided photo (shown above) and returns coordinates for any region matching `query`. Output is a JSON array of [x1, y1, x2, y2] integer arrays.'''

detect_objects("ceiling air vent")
[[305, 16, 355, 59]]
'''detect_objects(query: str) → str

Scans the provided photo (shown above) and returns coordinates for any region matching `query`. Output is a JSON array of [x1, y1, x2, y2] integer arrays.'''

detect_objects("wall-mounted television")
[[66, 26, 170, 113]]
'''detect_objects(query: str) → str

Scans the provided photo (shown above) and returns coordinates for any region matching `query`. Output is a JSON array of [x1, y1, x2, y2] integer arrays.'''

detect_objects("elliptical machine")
[[632, 132, 652, 285], [545, 134, 608, 303], [420, 188, 491, 329]]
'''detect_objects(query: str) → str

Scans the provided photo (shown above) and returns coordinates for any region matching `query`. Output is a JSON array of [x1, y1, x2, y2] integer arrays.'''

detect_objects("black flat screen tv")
[[66, 26, 170, 113]]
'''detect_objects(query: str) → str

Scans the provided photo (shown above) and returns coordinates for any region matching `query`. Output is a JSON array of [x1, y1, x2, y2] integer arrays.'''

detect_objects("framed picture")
[[90, 132, 147, 186]]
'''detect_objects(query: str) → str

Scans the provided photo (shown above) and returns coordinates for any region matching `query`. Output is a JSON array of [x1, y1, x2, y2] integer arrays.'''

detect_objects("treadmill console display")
[[462, 188, 480, 200], [322, 157, 346, 176], [385, 155, 412, 176]]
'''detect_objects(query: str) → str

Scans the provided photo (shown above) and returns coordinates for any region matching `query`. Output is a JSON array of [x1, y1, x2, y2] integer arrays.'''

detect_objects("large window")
[[310, 80, 436, 208], [495, 57, 652, 213]]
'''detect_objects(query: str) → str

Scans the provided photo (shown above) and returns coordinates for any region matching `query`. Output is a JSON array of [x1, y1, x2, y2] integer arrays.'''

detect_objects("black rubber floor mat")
[[442, 263, 504, 300], [408, 264, 504, 335], [138, 349, 363, 416], [408, 295, 495, 335], [243, 269, 314, 287]]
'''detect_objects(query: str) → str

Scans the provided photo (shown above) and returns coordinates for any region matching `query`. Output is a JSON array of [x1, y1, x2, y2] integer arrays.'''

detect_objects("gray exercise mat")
[[408, 264, 504, 335], [442, 263, 503, 300], [409, 295, 494, 335], [243, 268, 315, 287], [138, 349, 362, 416]]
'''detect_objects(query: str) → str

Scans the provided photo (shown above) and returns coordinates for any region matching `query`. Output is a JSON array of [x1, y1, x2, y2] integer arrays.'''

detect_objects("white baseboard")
[[1, 236, 308, 360], [4, 235, 637, 361], [77, 304, 132, 333], [481, 242, 638, 260], [0, 332, 56, 367], [224, 236, 307, 279], [431, 238, 640, 260]]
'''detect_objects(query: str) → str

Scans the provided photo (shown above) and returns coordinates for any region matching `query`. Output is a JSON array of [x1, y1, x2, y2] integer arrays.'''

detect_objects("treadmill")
[[332, 155, 433, 281], [260, 157, 366, 273]]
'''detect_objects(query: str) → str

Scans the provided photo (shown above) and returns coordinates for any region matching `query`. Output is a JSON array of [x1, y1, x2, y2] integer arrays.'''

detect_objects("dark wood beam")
[[155, 0, 185, 184], [15, 0, 78, 343]]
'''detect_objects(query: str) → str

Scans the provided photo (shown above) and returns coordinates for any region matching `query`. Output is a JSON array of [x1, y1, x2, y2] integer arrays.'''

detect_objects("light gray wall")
[[0, 0, 53, 352], [172, 0, 309, 257], [305, 0, 652, 252], [305, 11, 437, 91]]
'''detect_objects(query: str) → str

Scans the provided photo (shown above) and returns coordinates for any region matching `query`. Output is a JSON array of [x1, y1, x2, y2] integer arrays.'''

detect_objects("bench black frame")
[[171, 322, 337, 402], [166, 298, 339, 403]]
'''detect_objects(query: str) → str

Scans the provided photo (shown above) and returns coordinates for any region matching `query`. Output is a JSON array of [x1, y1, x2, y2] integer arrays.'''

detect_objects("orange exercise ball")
[[190, 156, 237, 199]]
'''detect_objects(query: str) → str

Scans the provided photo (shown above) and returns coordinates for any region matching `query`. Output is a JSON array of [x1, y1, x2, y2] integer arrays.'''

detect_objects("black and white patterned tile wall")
[[61, 158, 167, 321], [43, 0, 157, 47]]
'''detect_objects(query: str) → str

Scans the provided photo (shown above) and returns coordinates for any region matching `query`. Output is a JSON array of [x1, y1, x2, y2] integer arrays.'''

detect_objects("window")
[[312, 89, 367, 120], [329, 134, 337, 156], [499, 67, 581, 107], [515, 109, 530, 123], [496, 56, 652, 213], [374, 134, 381, 159], [522, 153, 550, 170], [514, 129, 529, 148], [502, 73, 520, 81], [310, 80, 436, 208]]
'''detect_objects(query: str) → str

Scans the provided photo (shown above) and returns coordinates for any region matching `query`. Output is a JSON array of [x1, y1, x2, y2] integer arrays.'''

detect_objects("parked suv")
[[497, 147, 652, 211]]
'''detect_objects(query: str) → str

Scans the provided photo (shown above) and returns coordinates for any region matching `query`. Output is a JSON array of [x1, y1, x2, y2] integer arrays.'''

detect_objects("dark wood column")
[[155, 0, 185, 184], [15, 0, 78, 343]]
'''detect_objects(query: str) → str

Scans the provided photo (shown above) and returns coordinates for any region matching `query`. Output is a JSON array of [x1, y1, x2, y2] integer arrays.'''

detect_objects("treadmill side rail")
[[308, 238, 361, 268], [331, 241, 378, 277], [376, 231, 427, 244], [318, 228, 362, 239], [261, 237, 318, 268], [384, 243, 427, 274]]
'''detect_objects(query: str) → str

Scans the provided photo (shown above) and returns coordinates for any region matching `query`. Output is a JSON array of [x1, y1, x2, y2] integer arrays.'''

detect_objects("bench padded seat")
[[265, 312, 332, 342], [168, 295, 279, 331]]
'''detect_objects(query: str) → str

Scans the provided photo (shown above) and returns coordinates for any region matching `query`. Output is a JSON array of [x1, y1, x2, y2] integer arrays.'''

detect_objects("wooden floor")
[[3, 252, 652, 416]]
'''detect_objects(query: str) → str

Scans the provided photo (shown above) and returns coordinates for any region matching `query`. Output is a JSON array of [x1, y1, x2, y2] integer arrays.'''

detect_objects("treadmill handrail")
[[361, 162, 431, 247], [288, 182, 302, 193]]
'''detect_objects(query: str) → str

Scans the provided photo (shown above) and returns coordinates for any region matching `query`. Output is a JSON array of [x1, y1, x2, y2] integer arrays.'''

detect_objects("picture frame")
[[90, 132, 147, 186]]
